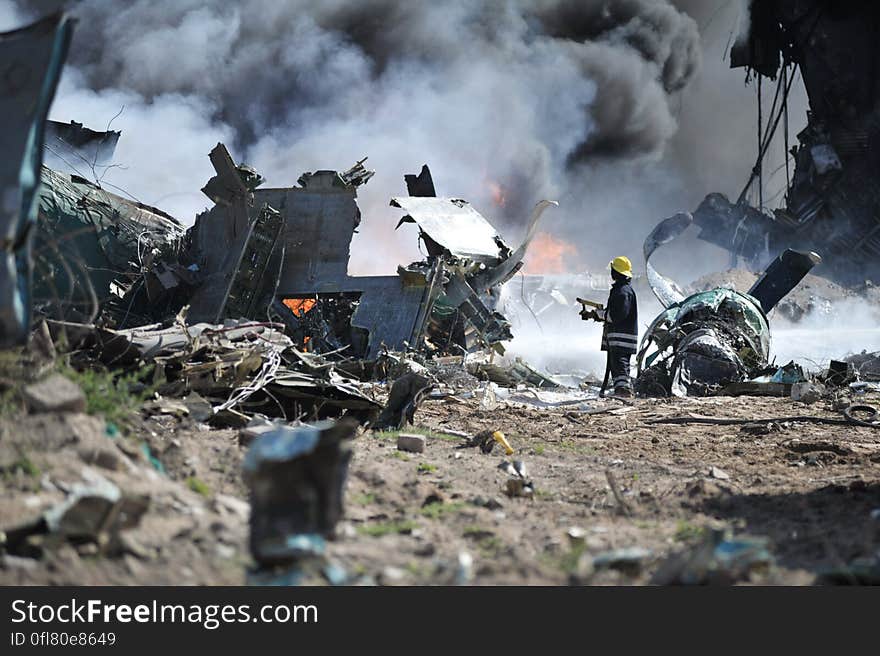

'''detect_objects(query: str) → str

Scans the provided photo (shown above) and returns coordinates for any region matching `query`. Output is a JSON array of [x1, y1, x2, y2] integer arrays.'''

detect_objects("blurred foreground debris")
[[0, 13, 73, 346], [651, 528, 773, 585], [243, 419, 356, 585], [3, 473, 149, 559]]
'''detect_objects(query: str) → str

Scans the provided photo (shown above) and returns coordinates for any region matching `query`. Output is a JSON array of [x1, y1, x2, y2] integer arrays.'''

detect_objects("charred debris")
[[682, 1, 880, 286], [1, 9, 871, 415], [25, 137, 562, 422], [1, 8, 560, 427], [635, 211, 823, 397]]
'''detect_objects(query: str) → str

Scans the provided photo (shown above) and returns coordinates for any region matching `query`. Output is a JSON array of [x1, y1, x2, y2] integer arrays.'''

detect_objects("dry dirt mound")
[[4, 385, 878, 585]]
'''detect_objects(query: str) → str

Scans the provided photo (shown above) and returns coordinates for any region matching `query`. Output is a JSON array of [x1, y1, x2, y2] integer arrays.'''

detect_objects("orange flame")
[[487, 180, 506, 208], [283, 298, 317, 316], [523, 232, 578, 274]]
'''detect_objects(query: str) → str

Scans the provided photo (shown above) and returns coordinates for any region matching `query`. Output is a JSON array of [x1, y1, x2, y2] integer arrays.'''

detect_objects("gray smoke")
[[59, 0, 700, 165], [4, 0, 706, 273]]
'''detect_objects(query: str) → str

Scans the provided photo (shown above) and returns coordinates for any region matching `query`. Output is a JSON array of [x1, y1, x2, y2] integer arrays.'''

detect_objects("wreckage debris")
[[637, 213, 821, 397], [650, 528, 773, 585], [790, 382, 825, 404], [647, 403, 880, 430], [459, 429, 514, 455], [0, 13, 73, 346], [2, 21, 565, 450], [25, 114, 557, 369], [845, 351, 880, 382], [469, 358, 561, 389], [44, 119, 119, 174], [718, 360, 809, 397], [498, 459, 527, 478], [504, 478, 534, 499], [820, 360, 857, 387], [242, 419, 357, 567], [3, 474, 149, 558], [500, 459, 533, 498], [60, 317, 381, 425], [690, 2, 880, 286], [372, 372, 433, 430]]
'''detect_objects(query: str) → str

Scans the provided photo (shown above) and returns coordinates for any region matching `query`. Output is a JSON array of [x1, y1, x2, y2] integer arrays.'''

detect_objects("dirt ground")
[[2, 386, 878, 586]]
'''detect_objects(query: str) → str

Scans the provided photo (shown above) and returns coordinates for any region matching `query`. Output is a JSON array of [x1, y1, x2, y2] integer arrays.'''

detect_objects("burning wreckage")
[[0, 11, 851, 416], [2, 18, 558, 427], [5, 12, 880, 586], [26, 145, 558, 420]]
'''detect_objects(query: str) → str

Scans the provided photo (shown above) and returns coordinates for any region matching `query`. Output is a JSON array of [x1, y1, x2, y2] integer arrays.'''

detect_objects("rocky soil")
[[2, 377, 878, 585]]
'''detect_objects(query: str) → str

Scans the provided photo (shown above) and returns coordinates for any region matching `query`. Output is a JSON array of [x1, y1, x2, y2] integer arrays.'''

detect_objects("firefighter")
[[582, 256, 638, 397]]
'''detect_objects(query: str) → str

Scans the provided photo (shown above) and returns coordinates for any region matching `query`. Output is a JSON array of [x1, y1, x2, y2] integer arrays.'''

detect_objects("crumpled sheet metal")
[[270, 370, 381, 412], [637, 288, 771, 397], [670, 328, 744, 397], [676, 288, 769, 359], [643, 212, 693, 309], [44, 119, 120, 173], [93, 320, 291, 365], [0, 13, 73, 346], [37, 166, 185, 261], [34, 165, 186, 322], [468, 358, 561, 389], [472, 200, 558, 290], [78, 318, 381, 420], [391, 196, 509, 261]]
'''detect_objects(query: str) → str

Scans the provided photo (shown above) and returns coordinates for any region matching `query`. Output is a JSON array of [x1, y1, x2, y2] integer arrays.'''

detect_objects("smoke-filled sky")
[[1, 0, 807, 281]]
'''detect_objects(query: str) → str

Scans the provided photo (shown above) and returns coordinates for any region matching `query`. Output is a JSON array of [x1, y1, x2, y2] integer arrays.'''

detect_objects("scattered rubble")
[[501, 459, 533, 498], [592, 547, 653, 576], [846, 351, 880, 382], [4, 472, 149, 559]]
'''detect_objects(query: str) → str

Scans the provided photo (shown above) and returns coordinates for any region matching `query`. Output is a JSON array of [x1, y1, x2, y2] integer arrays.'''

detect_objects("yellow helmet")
[[610, 256, 633, 278]]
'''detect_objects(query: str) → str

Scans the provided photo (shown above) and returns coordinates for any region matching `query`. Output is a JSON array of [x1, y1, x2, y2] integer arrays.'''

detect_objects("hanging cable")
[[783, 63, 791, 197], [757, 75, 763, 209], [756, 69, 786, 207], [737, 63, 799, 206]]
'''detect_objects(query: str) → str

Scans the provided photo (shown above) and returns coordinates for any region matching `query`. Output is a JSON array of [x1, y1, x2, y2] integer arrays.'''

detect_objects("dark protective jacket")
[[601, 278, 638, 354]]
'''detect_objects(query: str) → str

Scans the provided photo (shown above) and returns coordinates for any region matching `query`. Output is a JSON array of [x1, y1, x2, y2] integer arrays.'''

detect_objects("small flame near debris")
[[487, 180, 507, 208], [524, 232, 578, 274], [282, 298, 317, 316]]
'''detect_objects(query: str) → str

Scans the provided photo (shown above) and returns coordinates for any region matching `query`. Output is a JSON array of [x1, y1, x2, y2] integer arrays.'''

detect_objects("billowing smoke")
[[5, 0, 702, 273]]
